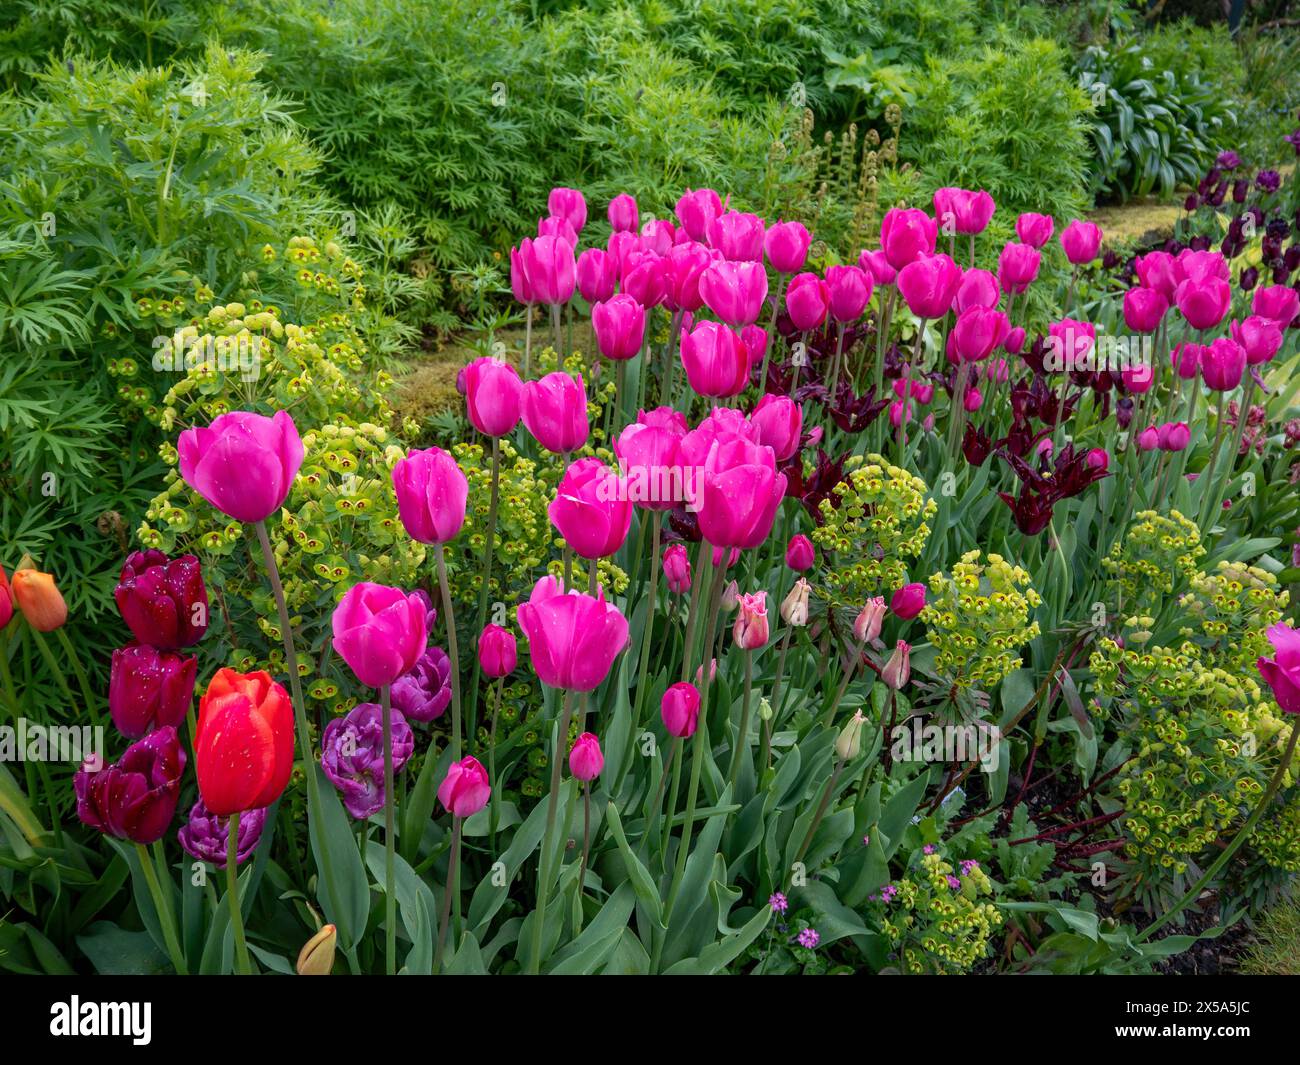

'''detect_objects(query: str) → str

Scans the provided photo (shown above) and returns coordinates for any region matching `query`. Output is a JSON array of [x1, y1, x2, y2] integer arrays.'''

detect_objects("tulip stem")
[[578, 782, 592, 902], [523, 305, 533, 378], [528, 688, 575, 974], [435, 815, 462, 973], [226, 814, 252, 975], [794, 759, 844, 868], [134, 842, 188, 975], [434, 542, 463, 761], [728, 649, 754, 791], [27, 627, 81, 722], [1197, 392, 1228, 533], [488, 676, 505, 852], [679, 540, 707, 684], [381, 684, 397, 976], [649, 736, 680, 857], [764, 624, 793, 772], [467, 436, 502, 749], [56, 627, 100, 722], [824, 637, 867, 729], [759, 274, 787, 392], [627, 513, 662, 776]]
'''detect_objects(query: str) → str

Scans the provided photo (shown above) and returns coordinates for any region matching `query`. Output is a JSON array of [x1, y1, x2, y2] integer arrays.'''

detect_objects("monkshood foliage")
[[3, 149, 1300, 976]]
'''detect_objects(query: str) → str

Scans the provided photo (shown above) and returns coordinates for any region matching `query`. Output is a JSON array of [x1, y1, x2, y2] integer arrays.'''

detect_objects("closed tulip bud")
[[707, 210, 765, 262], [758, 696, 773, 721], [890, 582, 926, 620], [1175, 276, 1232, 331], [720, 577, 740, 611], [881, 640, 911, 690], [1121, 362, 1154, 393], [1136, 425, 1160, 451], [75, 726, 186, 844], [733, 592, 769, 649], [680, 319, 750, 398], [1086, 448, 1109, 471], [964, 387, 983, 412], [764, 220, 812, 273], [880, 207, 937, 270], [997, 242, 1041, 295], [392, 446, 468, 545], [1015, 212, 1054, 249], [854, 597, 887, 643], [114, 550, 208, 649], [700, 259, 768, 327], [858, 248, 896, 286], [109, 644, 197, 739], [954, 268, 1000, 313], [1060, 220, 1103, 265], [516, 576, 629, 691], [695, 658, 718, 687], [11, 565, 67, 632], [933, 187, 995, 235], [591, 294, 646, 361], [835, 710, 867, 760], [741, 324, 769, 371], [522, 371, 589, 453], [785, 533, 815, 572], [332, 583, 428, 689], [547, 186, 587, 234], [675, 188, 724, 242], [196, 669, 294, 815], [549, 457, 633, 559], [607, 193, 638, 233], [661, 681, 701, 737], [663, 543, 691, 594], [479, 623, 517, 678], [177, 409, 304, 524], [785, 271, 831, 331], [1157, 421, 1190, 452], [781, 578, 810, 626], [576, 247, 617, 304], [1200, 337, 1247, 392], [1123, 287, 1168, 334], [438, 756, 491, 817], [898, 253, 959, 319], [568, 732, 604, 781], [296, 924, 337, 976], [462, 356, 523, 437], [751, 393, 802, 461], [1230, 315, 1283, 365], [516, 235, 576, 306], [825, 264, 872, 322], [1171, 341, 1204, 380]]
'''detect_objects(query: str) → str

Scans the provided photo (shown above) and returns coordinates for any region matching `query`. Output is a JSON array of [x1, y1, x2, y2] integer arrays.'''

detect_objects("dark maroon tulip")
[[109, 643, 197, 739], [114, 550, 208, 649], [75, 727, 186, 844]]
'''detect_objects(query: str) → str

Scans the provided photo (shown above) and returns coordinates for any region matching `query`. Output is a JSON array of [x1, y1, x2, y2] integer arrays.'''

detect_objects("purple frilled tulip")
[[391, 446, 468, 545], [391, 644, 452, 723], [321, 702, 416, 819], [178, 799, 266, 868], [331, 583, 428, 689], [109, 643, 196, 739], [75, 726, 186, 845], [177, 409, 304, 524], [114, 550, 208, 649]]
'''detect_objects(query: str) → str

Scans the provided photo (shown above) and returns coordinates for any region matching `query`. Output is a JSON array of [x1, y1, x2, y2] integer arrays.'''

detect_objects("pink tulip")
[[880, 207, 937, 270], [954, 268, 1000, 313], [1200, 337, 1246, 391], [785, 533, 815, 572], [663, 543, 691, 594], [951, 306, 1009, 363], [933, 187, 994, 235], [986, 357, 1011, 382], [733, 591, 769, 650], [1123, 287, 1168, 334], [510, 245, 536, 305], [888, 399, 913, 428], [614, 407, 688, 511], [854, 598, 886, 643], [178, 410, 304, 524], [463, 357, 523, 437], [675, 188, 725, 242], [1230, 315, 1283, 365], [1157, 422, 1190, 452], [1086, 448, 1109, 471], [607, 193, 639, 233], [1257, 622, 1300, 715], [749, 393, 802, 461], [547, 187, 587, 234], [1060, 220, 1102, 265], [1175, 276, 1232, 330], [1253, 285, 1300, 328], [825, 264, 873, 322], [663, 242, 713, 313], [661, 681, 701, 737], [963, 387, 983, 411], [479, 623, 517, 678], [764, 221, 812, 273], [1136, 425, 1159, 451], [678, 407, 760, 468], [549, 458, 633, 560], [621, 251, 668, 308], [640, 218, 676, 257], [568, 733, 604, 781], [607, 230, 639, 275], [997, 242, 1041, 295], [858, 248, 896, 285], [897, 253, 959, 319], [538, 214, 578, 247], [591, 294, 646, 361], [1121, 362, 1154, 393], [332, 583, 428, 688], [696, 435, 786, 550], [881, 640, 911, 690], [1002, 329, 1025, 357], [1134, 251, 1182, 299], [577, 247, 617, 304], [1047, 319, 1095, 372], [1176, 248, 1229, 283], [786, 271, 831, 331], [707, 211, 765, 262], [392, 446, 468, 544], [522, 372, 589, 454], [1014, 212, 1054, 249], [741, 324, 769, 370], [890, 582, 926, 620], [516, 235, 576, 306], [1171, 342, 1204, 380], [438, 756, 491, 817], [680, 320, 750, 398], [516, 576, 629, 691], [700, 259, 769, 327]]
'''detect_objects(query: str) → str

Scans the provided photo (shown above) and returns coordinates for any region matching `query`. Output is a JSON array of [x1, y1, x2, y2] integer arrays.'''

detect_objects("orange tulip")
[[195, 668, 295, 816], [11, 567, 67, 632]]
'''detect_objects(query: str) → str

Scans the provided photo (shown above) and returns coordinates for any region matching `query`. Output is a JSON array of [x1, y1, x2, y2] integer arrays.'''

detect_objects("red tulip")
[[196, 669, 294, 815]]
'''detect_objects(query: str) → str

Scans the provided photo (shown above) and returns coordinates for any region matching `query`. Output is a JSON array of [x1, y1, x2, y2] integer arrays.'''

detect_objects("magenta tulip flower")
[[548, 458, 633, 559], [1177, 249, 1229, 283], [764, 220, 812, 273], [621, 250, 668, 308], [951, 306, 1010, 363], [741, 324, 769, 370], [825, 264, 873, 322], [933, 187, 994, 235], [1175, 276, 1232, 331], [568, 733, 604, 781], [898, 253, 960, 319], [538, 214, 578, 247], [577, 247, 617, 304], [1258, 623, 1300, 714], [750, 393, 802, 461], [675, 188, 724, 242], [786, 271, 831, 331], [510, 245, 536, 305], [177, 409, 304, 524], [785, 533, 815, 572], [680, 319, 750, 398], [1230, 316, 1283, 364], [696, 435, 787, 550], [954, 268, 1000, 313], [890, 582, 926, 620], [1060, 220, 1102, 265], [332, 583, 428, 689], [547, 187, 587, 234], [1136, 425, 1159, 451], [880, 207, 937, 271], [392, 446, 468, 544], [1014, 212, 1054, 249], [439, 756, 491, 817], [522, 371, 589, 454], [997, 242, 1041, 295], [1253, 285, 1300, 328], [614, 407, 687, 511], [663, 544, 691, 594], [109, 644, 196, 739], [700, 259, 768, 328], [1123, 288, 1168, 334], [75, 726, 186, 845], [607, 193, 638, 233], [663, 242, 713, 313], [707, 210, 765, 262], [516, 235, 576, 306], [639, 218, 676, 256], [859, 248, 897, 286], [1200, 337, 1247, 391], [1134, 251, 1182, 299], [661, 681, 701, 737], [479, 623, 517, 679], [516, 576, 629, 691], [1157, 422, 1190, 452], [1171, 342, 1204, 380], [591, 294, 646, 361], [463, 357, 523, 437], [1047, 319, 1095, 372]]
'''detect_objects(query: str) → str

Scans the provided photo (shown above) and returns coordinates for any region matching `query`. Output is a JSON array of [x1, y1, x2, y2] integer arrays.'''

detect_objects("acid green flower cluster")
[[1101, 509, 1205, 616], [922, 550, 1041, 690], [1178, 562, 1289, 674], [877, 853, 1002, 974], [810, 455, 936, 606]]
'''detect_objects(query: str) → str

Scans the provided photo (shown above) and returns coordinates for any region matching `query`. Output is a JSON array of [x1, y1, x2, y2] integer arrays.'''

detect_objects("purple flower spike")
[[321, 702, 415, 819]]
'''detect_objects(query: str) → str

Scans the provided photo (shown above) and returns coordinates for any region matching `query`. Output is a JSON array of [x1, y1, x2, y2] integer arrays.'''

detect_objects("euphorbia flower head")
[[548, 457, 633, 560], [178, 409, 304, 524], [516, 576, 629, 691]]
